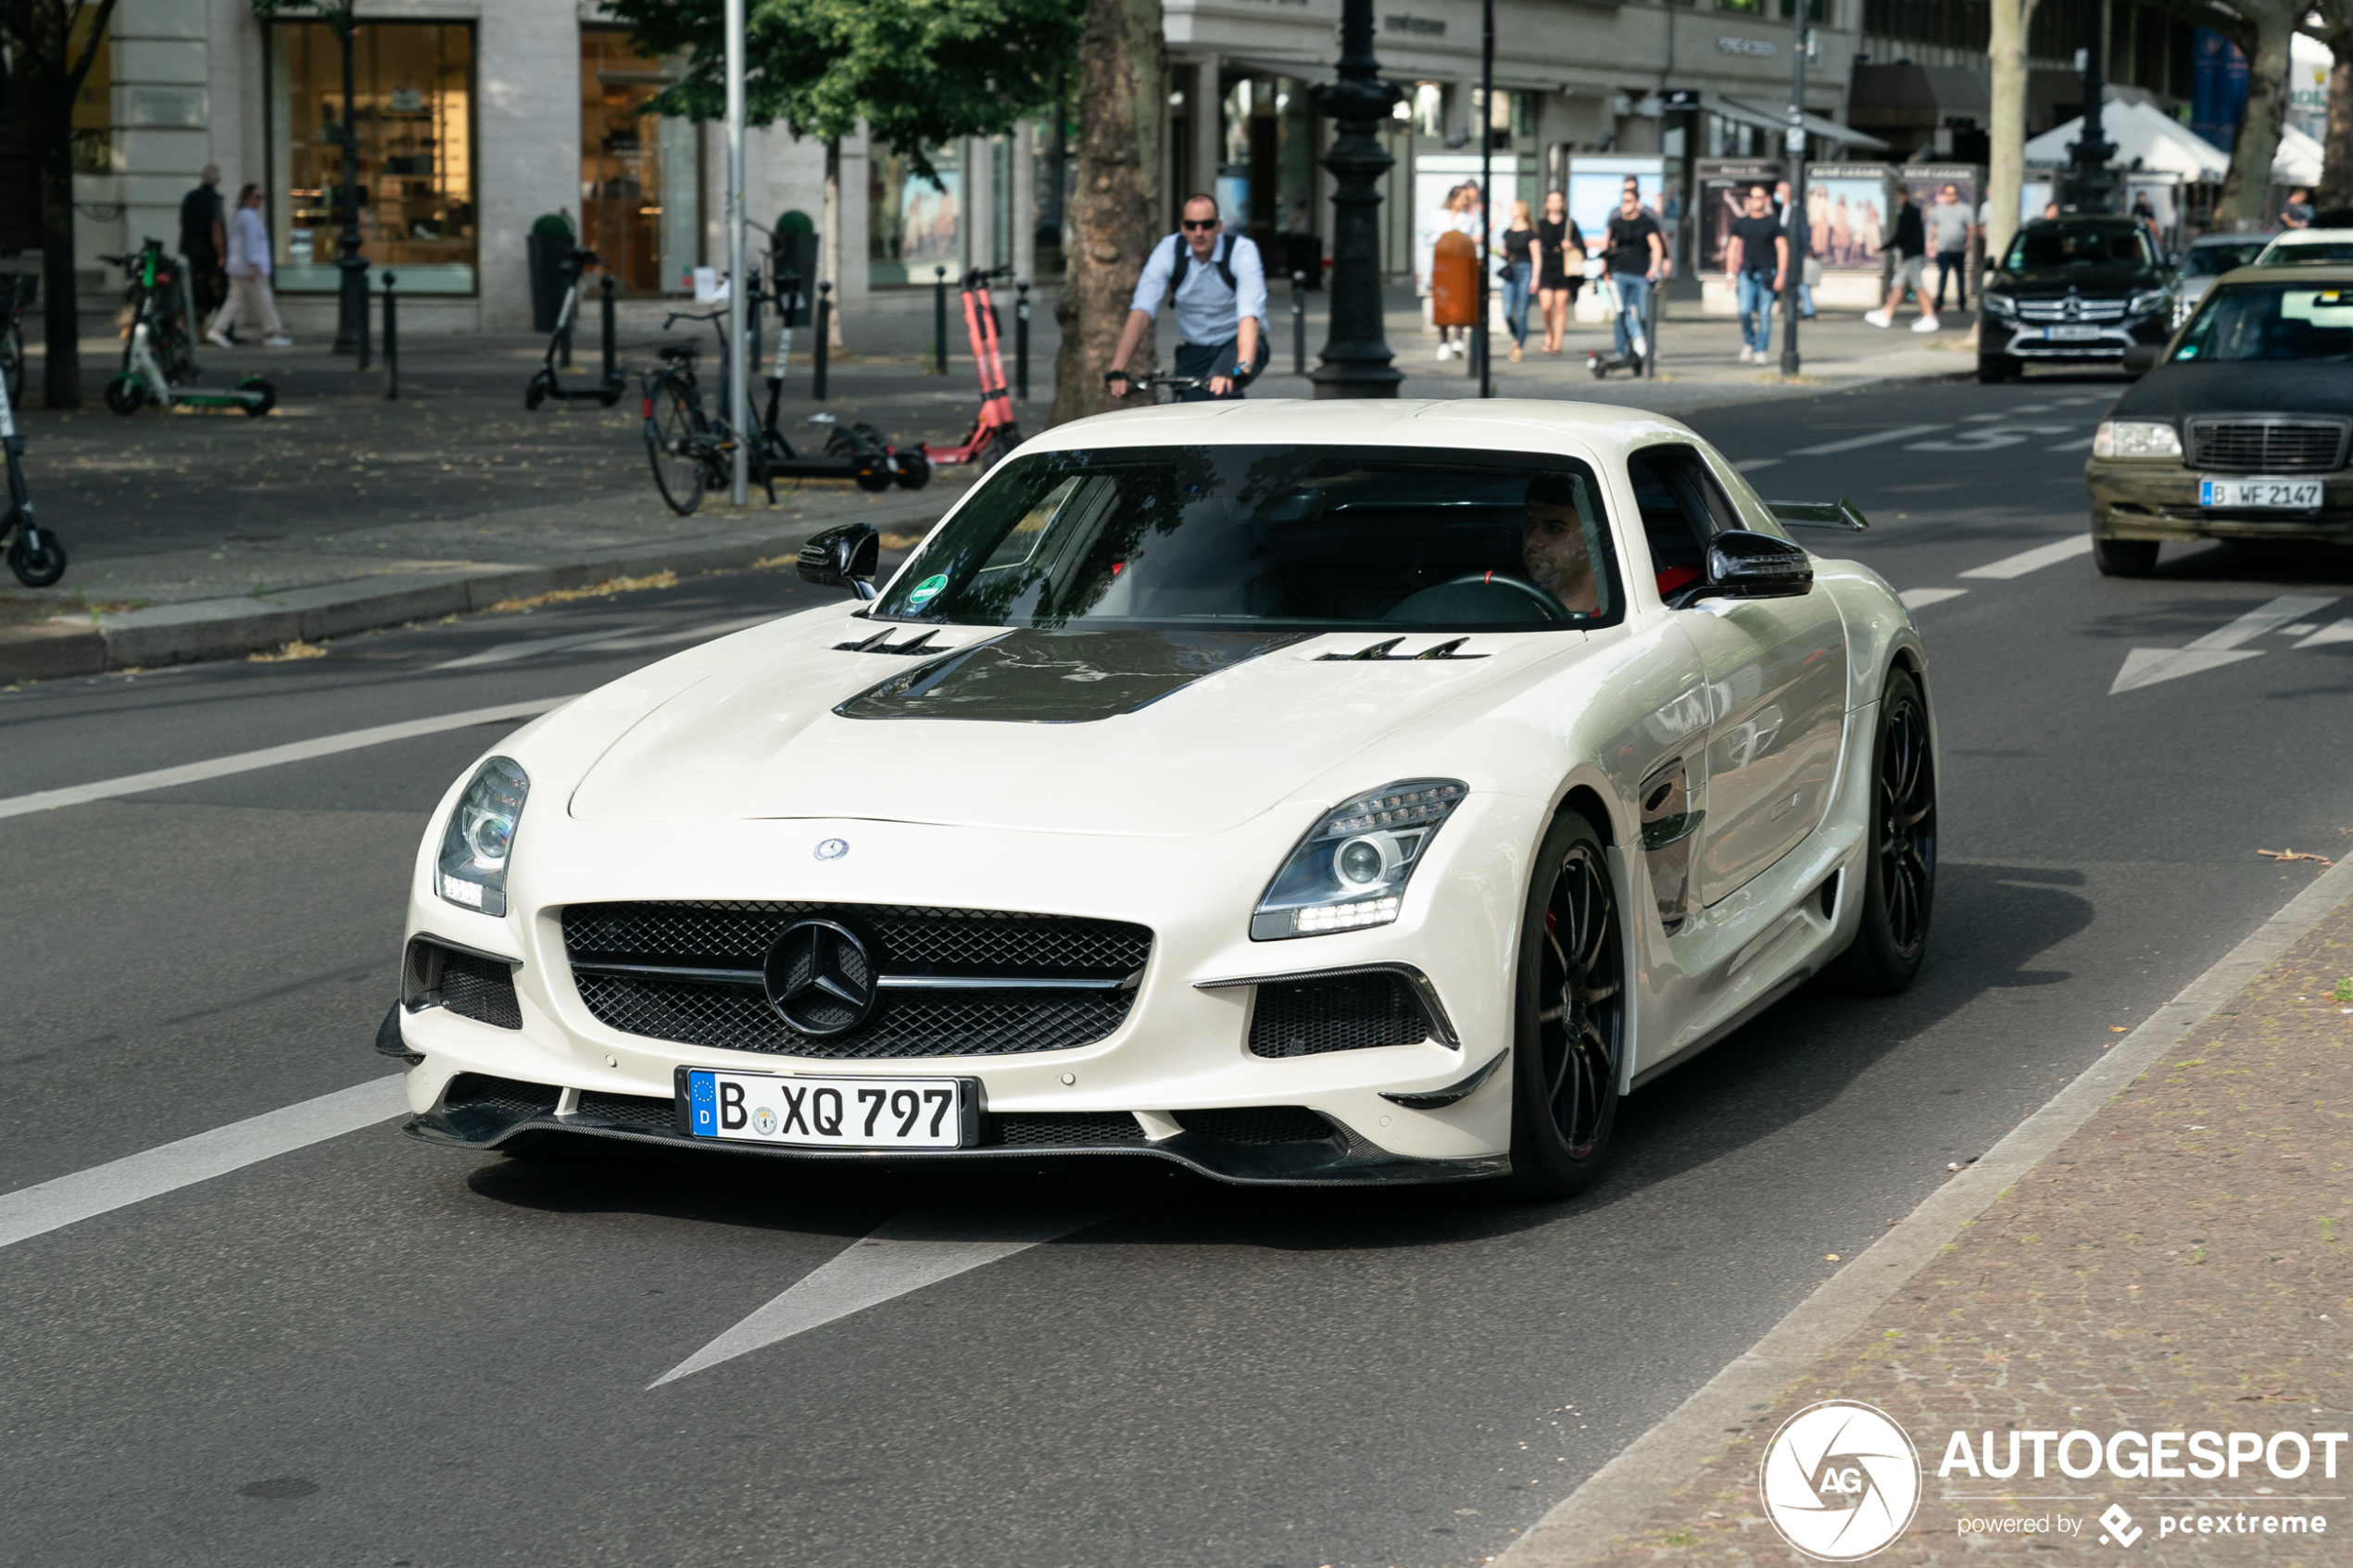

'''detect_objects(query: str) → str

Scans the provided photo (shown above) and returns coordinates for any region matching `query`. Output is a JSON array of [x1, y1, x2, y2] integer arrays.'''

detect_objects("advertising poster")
[[1412, 155, 1519, 291], [1697, 159, 1783, 273], [898, 170, 961, 268], [1567, 156, 1666, 264], [1898, 164, 1981, 254], [1802, 165, 1889, 270]]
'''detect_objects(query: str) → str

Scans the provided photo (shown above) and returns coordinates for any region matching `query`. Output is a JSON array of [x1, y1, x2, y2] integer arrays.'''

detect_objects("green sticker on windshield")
[[906, 572, 948, 607]]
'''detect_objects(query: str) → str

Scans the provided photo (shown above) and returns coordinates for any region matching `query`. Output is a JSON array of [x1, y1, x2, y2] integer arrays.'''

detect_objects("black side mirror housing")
[[798, 522, 880, 600], [2120, 344, 2161, 378], [1700, 530, 1813, 600]]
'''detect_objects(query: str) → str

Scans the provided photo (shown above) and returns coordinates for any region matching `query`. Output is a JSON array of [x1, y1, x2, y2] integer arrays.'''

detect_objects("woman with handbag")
[[1535, 190, 1583, 357], [1498, 200, 1536, 361]]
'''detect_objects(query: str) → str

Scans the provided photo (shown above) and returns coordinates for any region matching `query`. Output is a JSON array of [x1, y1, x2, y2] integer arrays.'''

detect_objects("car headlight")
[[1982, 293, 2017, 316], [1252, 779, 1466, 939], [2092, 420, 2182, 459], [437, 757, 529, 916], [2127, 289, 2169, 317]]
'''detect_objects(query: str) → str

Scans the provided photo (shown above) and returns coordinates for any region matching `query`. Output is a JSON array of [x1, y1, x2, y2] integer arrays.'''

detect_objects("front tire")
[[2093, 537, 2158, 577], [102, 374, 145, 415], [524, 369, 551, 411], [7, 526, 67, 587], [237, 375, 275, 417], [1499, 809, 1627, 1200], [644, 380, 706, 517], [1826, 667, 1936, 996], [1976, 353, 2015, 384]]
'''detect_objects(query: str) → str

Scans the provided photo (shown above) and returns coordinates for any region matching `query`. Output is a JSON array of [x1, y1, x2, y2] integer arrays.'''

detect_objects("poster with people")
[[1697, 160, 1783, 273], [1566, 156, 1667, 262], [898, 171, 961, 267], [1803, 166, 1889, 270]]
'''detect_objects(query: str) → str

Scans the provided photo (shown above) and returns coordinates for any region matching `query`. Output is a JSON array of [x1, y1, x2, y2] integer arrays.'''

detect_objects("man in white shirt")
[[1106, 194, 1268, 401]]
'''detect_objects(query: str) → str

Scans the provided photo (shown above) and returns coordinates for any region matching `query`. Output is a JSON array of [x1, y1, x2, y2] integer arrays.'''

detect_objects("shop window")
[[266, 21, 474, 294], [870, 148, 960, 288], [580, 29, 698, 295]]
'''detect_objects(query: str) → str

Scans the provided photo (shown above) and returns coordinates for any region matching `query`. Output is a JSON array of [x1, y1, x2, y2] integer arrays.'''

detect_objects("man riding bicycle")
[[1105, 194, 1269, 402]]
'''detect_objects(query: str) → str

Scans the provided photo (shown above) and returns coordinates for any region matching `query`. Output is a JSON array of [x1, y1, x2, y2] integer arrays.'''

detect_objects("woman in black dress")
[[1535, 189, 1584, 356]]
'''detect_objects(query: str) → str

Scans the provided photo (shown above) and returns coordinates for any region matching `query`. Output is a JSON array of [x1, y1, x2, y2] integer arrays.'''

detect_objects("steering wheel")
[[1430, 571, 1567, 621]]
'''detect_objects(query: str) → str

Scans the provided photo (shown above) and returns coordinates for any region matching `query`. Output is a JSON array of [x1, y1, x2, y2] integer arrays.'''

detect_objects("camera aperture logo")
[[1760, 1400, 1923, 1561]]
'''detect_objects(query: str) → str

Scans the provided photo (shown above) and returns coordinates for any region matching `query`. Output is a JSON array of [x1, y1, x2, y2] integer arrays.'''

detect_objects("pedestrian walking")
[[1603, 183, 1664, 364], [1725, 184, 1787, 365], [1535, 189, 1583, 356], [1865, 191, 1936, 333], [209, 184, 293, 349], [180, 163, 227, 331], [1928, 182, 1973, 314], [1429, 185, 1481, 361], [1498, 199, 1535, 361], [1103, 192, 1266, 401], [1776, 181, 1818, 320]]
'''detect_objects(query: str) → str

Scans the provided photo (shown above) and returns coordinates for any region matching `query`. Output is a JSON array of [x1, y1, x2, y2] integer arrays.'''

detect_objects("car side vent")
[[834, 627, 948, 655], [984, 1111, 1148, 1147], [1250, 972, 1428, 1057], [1315, 636, 1490, 661], [403, 938, 523, 1030], [443, 1074, 559, 1116]]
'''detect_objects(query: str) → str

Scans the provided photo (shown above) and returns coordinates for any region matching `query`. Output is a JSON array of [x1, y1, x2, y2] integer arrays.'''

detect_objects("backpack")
[[1168, 232, 1238, 295]]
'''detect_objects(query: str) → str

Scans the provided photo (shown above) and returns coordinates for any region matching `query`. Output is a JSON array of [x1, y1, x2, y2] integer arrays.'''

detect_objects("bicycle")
[[640, 280, 925, 516], [99, 241, 274, 416], [1103, 370, 1209, 405]]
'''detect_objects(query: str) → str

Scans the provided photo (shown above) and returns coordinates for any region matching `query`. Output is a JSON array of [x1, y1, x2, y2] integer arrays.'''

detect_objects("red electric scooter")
[[919, 265, 1022, 471]]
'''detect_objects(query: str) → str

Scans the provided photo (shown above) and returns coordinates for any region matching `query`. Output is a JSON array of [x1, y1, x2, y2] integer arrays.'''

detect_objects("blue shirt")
[[1127, 232, 1269, 346]]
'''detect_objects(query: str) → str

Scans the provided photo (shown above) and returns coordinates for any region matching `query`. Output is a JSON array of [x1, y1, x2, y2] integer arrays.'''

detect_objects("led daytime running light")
[[1318, 783, 1465, 840]]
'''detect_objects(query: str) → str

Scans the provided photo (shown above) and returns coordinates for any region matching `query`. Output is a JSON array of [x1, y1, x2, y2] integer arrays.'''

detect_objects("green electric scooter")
[[100, 241, 276, 417]]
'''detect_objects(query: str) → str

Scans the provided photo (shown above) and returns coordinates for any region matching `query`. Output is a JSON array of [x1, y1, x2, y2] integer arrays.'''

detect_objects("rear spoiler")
[[1762, 497, 1870, 533]]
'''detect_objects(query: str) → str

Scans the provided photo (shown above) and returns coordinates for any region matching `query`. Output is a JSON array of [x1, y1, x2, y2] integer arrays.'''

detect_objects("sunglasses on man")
[[1180, 218, 1220, 232]]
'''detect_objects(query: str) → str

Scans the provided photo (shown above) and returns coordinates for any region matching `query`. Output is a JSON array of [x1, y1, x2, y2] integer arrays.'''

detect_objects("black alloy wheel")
[[1976, 352, 2016, 384], [1828, 667, 1937, 995], [644, 379, 707, 517], [1501, 809, 1627, 1200], [2093, 537, 2158, 578]]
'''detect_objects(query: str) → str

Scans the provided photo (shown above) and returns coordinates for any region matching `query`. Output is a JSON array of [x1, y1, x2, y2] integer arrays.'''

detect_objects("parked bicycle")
[[99, 241, 274, 416], [641, 277, 925, 516]]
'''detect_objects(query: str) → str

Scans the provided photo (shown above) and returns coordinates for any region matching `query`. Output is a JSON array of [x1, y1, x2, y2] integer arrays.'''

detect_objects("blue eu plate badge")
[[687, 1071, 719, 1136]]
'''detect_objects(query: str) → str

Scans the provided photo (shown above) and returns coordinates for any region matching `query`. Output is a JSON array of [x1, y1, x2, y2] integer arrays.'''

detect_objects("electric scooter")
[[0, 354, 65, 586], [1585, 273, 1660, 380], [919, 265, 1020, 471], [100, 242, 275, 416], [524, 245, 625, 410], [752, 265, 926, 492]]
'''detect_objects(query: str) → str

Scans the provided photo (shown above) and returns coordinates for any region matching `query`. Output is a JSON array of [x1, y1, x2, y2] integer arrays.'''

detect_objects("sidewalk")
[[1508, 869, 2353, 1566]]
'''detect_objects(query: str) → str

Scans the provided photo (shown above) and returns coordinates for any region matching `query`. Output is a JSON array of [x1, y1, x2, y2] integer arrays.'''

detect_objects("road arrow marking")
[[649, 1202, 1124, 1387], [1897, 588, 1969, 609], [2295, 620, 2353, 648], [1958, 535, 2095, 579], [433, 626, 648, 670], [2109, 595, 2337, 694]]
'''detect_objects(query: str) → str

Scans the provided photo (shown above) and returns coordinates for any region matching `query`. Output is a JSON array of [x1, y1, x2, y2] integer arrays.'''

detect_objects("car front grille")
[[403, 938, 522, 1030], [577, 1090, 674, 1129], [2188, 418, 2349, 473], [2017, 296, 2129, 321], [443, 1073, 559, 1116], [985, 1111, 1148, 1147], [1173, 1106, 1338, 1145], [561, 901, 1152, 1060], [1249, 972, 1429, 1057]]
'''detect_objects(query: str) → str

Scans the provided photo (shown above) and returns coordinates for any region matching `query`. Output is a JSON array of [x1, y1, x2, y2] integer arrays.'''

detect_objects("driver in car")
[[1522, 473, 1601, 614]]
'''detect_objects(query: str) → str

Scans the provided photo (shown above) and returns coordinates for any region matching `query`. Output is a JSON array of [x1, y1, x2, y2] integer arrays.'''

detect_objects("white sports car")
[[384, 399, 1936, 1198]]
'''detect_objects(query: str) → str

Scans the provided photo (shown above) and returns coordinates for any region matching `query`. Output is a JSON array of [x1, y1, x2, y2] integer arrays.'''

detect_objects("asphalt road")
[[6, 371, 2351, 1568]]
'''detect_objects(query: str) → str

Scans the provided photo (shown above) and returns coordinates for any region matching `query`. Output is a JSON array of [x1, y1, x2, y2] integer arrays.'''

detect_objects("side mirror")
[[797, 522, 880, 600], [1701, 530, 1813, 600], [2120, 345, 2161, 378]]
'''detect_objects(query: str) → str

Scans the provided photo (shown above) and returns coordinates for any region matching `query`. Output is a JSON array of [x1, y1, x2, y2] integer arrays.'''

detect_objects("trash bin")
[[527, 216, 573, 333]]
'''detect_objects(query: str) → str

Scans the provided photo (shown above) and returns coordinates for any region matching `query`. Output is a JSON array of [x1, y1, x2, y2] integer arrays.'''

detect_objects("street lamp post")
[[1778, 7, 1808, 378], [333, 0, 367, 358], [1309, 0, 1404, 399], [2058, 3, 2118, 214]]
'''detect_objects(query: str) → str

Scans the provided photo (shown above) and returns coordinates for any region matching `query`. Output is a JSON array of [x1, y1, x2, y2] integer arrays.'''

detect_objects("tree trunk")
[[2216, 0, 2299, 227], [1986, 0, 2037, 275], [34, 77, 80, 410], [2319, 24, 2353, 209], [823, 135, 847, 353], [1049, 0, 1161, 428]]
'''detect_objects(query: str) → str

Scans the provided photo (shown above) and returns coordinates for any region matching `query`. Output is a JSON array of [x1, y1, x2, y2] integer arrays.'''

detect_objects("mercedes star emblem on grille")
[[762, 919, 877, 1036], [813, 837, 849, 860]]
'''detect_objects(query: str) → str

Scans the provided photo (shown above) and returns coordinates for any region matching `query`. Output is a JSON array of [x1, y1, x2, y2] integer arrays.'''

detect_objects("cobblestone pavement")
[[1573, 881, 2353, 1566]]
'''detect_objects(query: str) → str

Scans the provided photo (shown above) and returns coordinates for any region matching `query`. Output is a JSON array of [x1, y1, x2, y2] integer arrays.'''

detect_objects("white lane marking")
[[1897, 587, 1969, 609], [574, 614, 776, 653], [1730, 458, 1782, 472], [432, 627, 648, 670], [2295, 620, 2353, 648], [0, 697, 575, 822], [1957, 535, 2095, 580], [1962, 405, 2055, 420], [2110, 594, 2337, 694], [0, 1076, 407, 1251], [2046, 435, 2096, 451], [2281, 622, 2322, 638], [1905, 423, 2077, 452], [1786, 424, 1947, 456], [650, 1203, 1123, 1387], [2050, 395, 2108, 405]]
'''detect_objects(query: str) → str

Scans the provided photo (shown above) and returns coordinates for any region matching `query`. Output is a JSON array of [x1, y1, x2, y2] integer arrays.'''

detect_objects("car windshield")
[[2171, 282, 2353, 361], [872, 444, 1625, 632], [2005, 224, 2157, 270], [2181, 240, 2271, 275], [2259, 239, 2353, 266]]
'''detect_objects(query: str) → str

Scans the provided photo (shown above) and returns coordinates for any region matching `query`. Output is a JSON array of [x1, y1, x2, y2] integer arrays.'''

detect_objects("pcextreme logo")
[[1759, 1400, 1924, 1561]]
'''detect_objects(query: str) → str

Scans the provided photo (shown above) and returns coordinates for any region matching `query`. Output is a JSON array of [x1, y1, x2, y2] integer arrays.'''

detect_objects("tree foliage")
[[599, 0, 1081, 181]]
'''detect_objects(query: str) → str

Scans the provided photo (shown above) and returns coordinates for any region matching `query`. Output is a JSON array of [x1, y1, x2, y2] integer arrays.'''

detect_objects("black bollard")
[[599, 273, 617, 387], [1015, 282, 1030, 402], [1291, 270, 1306, 376], [814, 281, 831, 401], [382, 270, 398, 400], [932, 266, 949, 375]]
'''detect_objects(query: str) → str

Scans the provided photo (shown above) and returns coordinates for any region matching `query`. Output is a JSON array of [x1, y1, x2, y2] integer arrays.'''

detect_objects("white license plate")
[[682, 1069, 969, 1148], [2044, 324, 2104, 342], [2200, 477, 2323, 510]]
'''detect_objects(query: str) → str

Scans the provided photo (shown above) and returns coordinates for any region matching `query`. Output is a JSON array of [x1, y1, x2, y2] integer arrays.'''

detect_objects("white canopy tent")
[[2026, 97, 2324, 186]]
